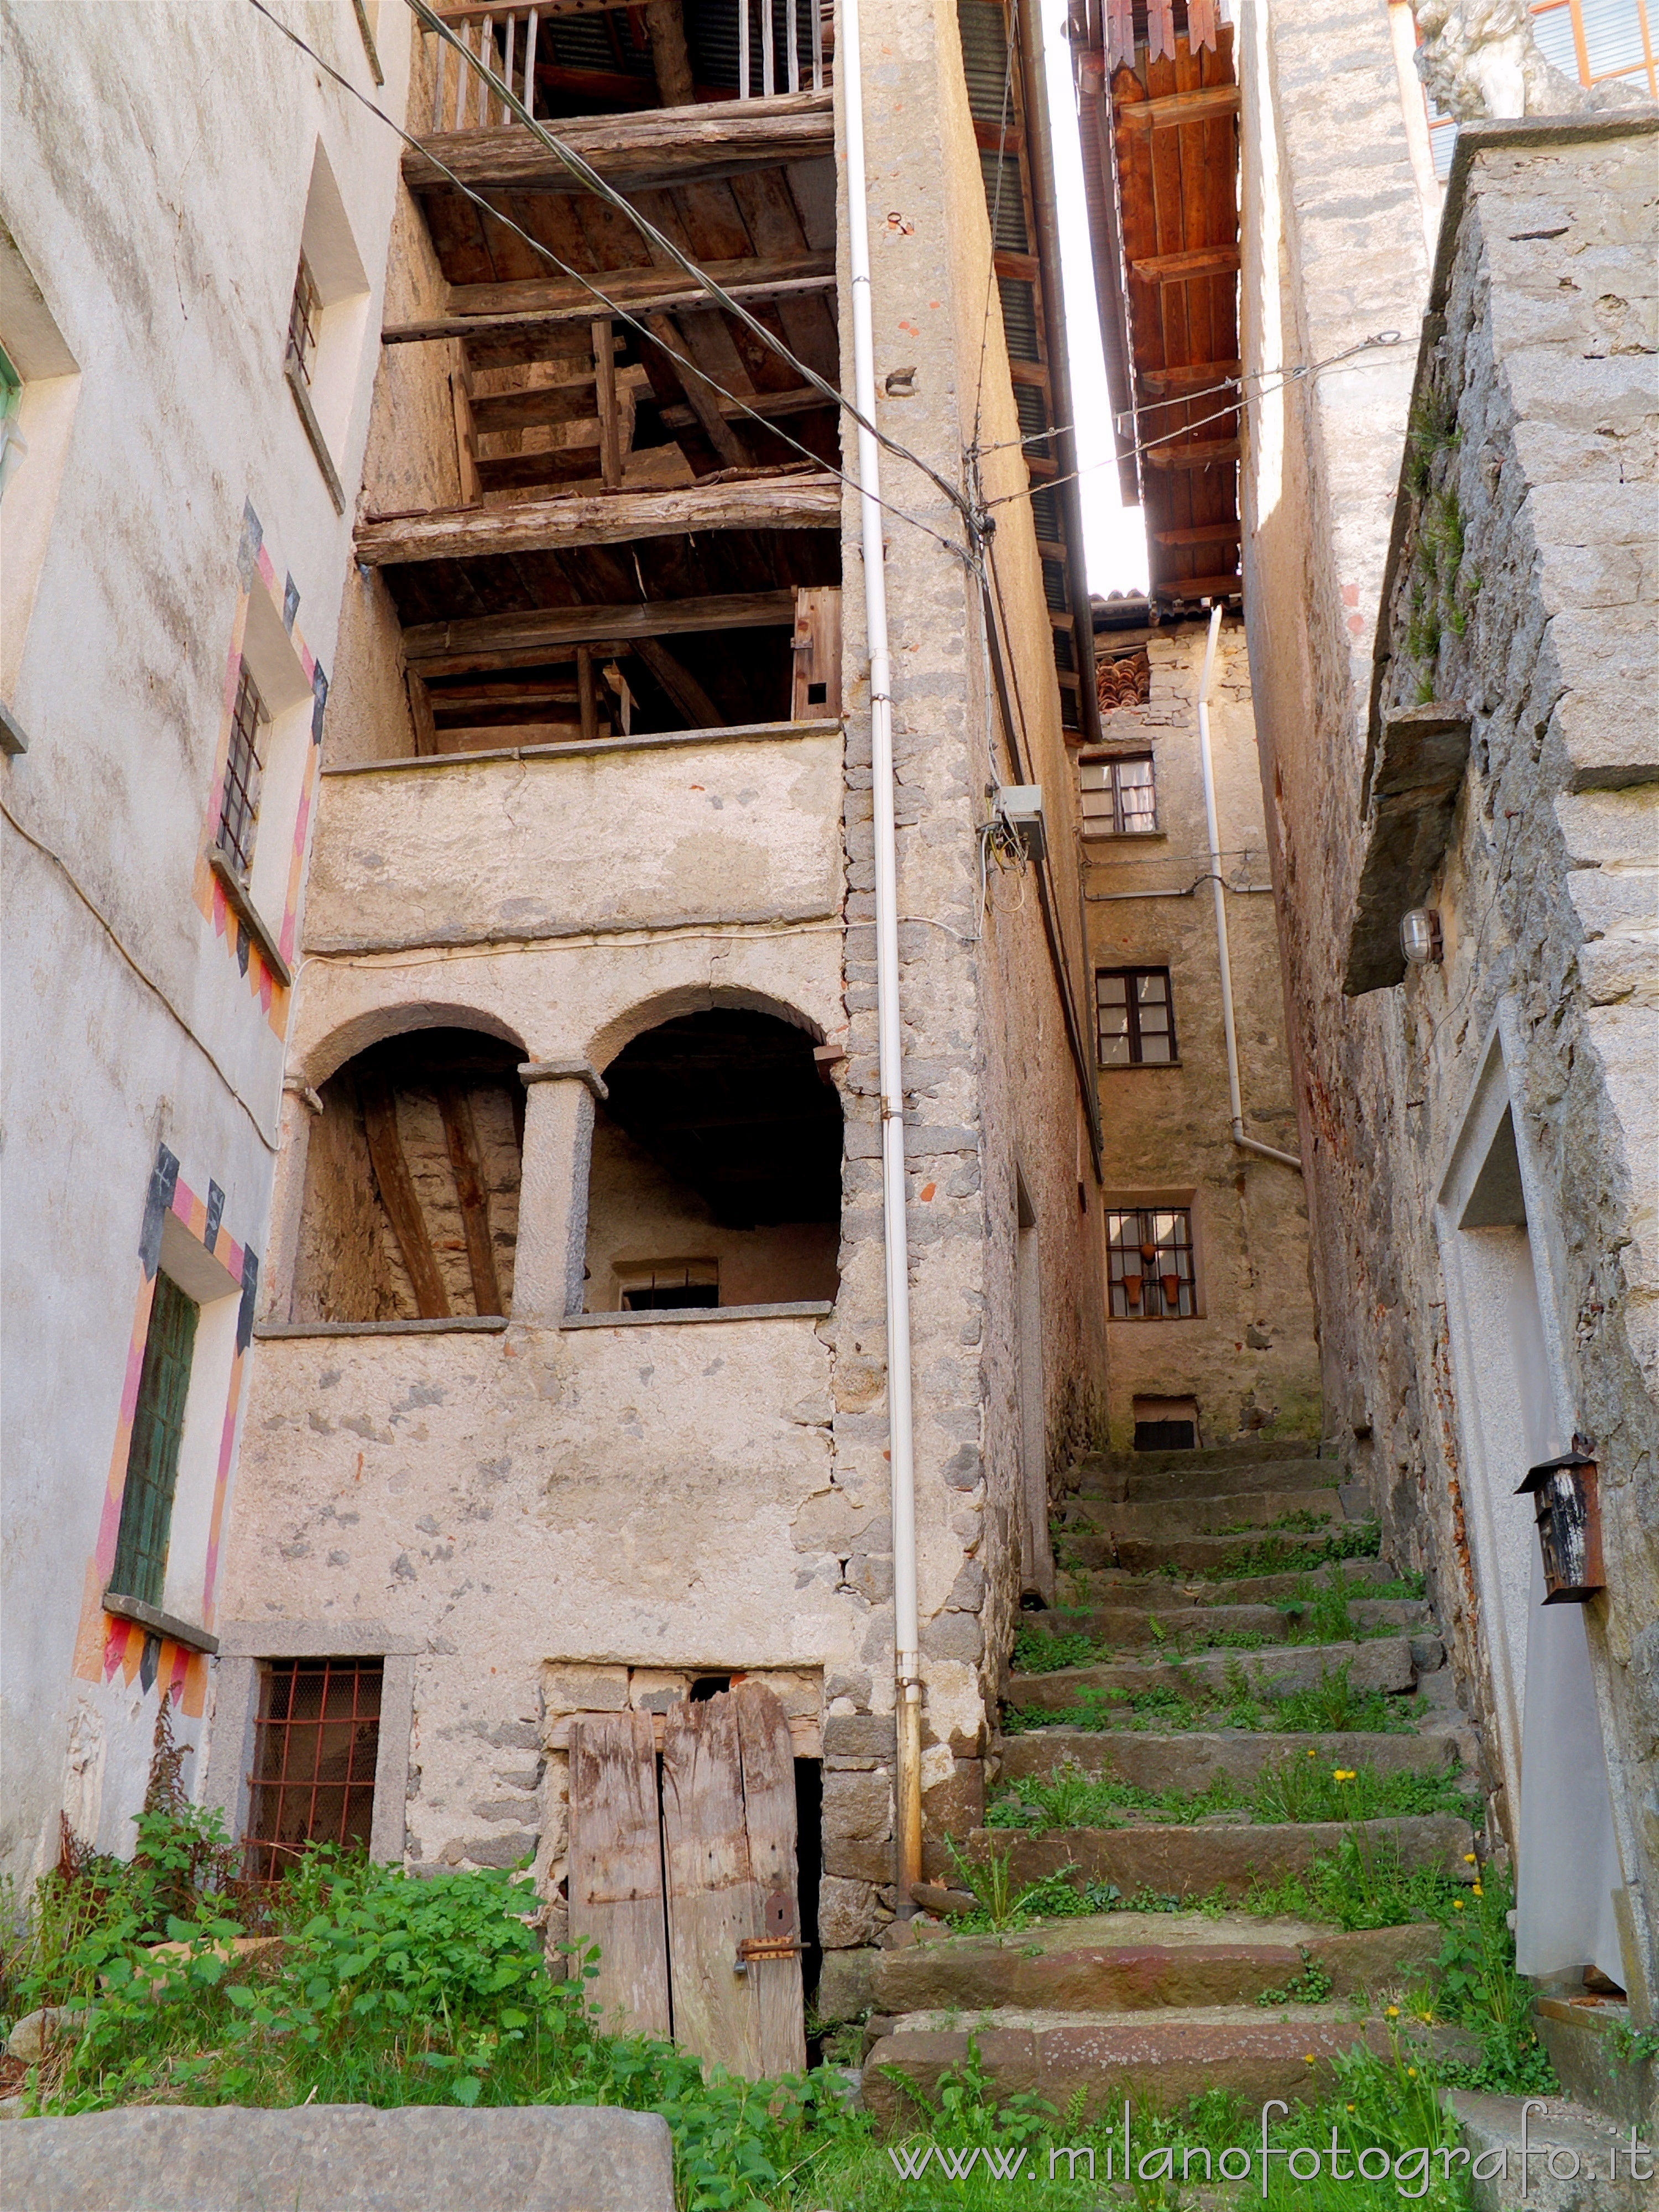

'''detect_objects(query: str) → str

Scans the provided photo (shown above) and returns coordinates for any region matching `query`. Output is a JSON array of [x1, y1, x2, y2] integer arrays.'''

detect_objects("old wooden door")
[[565, 1682, 806, 2079], [567, 1711, 672, 2041]]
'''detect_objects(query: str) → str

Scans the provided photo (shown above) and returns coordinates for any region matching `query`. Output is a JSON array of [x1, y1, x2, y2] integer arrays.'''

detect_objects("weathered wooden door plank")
[[661, 1695, 764, 2078], [733, 1681, 806, 2075], [567, 1712, 672, 2042]]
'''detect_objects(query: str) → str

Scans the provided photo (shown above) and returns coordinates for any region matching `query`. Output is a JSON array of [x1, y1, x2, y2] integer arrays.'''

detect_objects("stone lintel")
[[1344, 704, 1473, 996]]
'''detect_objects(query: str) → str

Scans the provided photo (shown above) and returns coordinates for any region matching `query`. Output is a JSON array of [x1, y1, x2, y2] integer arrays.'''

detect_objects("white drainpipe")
[[839, 0, 925, 1905], [1197, 606, 1305, 1175]]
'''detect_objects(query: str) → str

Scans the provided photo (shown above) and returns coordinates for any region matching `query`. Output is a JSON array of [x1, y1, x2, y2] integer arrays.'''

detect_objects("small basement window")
[[109, 1272, 200, 1610], [1081, 752, 1157, 835], [1097, 966, 1176, 1066], [244, 1657, 383, 1880], [1107, 1207, 1196, 1320]]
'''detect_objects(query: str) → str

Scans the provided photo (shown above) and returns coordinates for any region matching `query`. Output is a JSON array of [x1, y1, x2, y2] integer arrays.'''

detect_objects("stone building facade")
[[1081, 609, 1318, 1451], [181, 0, 1112, 2052], [1, 0, 406, 1877], [1231, 0, 1658, 2017]]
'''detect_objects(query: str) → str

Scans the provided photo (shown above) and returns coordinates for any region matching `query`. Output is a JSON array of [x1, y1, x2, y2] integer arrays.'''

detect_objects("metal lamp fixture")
[[1516, 1447, 1605, 1604], [1400, 908, 1443, 965]]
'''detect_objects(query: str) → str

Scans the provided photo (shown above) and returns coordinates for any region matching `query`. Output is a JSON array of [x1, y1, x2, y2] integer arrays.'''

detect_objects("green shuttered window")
[[110, 1272, 199, 1608]]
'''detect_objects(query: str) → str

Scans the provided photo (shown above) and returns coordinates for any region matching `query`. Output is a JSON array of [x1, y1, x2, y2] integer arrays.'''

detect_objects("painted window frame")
[[1080, 751, 1159, 837], [107, 1271, 201, 1610], [1096, 964, 1178, 1066]]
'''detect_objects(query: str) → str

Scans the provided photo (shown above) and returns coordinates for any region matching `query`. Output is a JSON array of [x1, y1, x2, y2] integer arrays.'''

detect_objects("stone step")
[[1068, 1439, 1333, 1480], [961, 1811, 1478, 1903], [1060, 1558, 1405, 1608], [1083, 1530, 1377, 1574], [1021, 1598, 1432, 1653], [862, 2005, 1478, 2129], [1007, 1634, 1418, 1715], [1073, 1458, 1334, 1504], [998, 1725, 1465, 1793], [1448, 2091, 1651, 2211], [1060, 1488, 1343, 1538], [871, 1910, 1442, 2016]]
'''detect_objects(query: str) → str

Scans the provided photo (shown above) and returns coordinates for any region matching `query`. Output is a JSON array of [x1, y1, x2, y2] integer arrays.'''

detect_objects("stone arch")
[[580, 995, 842, 1315], [289, 1015, 530, 1325], [293, 1000, 529, 1093]]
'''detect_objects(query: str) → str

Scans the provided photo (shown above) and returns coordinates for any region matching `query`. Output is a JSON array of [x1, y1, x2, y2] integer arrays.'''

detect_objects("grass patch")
[[1004, 1660, 1420, 1739], [1011, 1572, 1406, 1675], [984, 1754, 1477, 1836], [1209, 1521, 1384, 1577]]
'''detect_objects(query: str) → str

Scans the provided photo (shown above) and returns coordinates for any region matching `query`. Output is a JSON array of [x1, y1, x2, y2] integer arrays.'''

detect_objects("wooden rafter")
[[402, 589, 796, 667], [633, 637, 722, 727], [401, 90, 833, 196], [644, 311, 748, 468], [436, 1086, 504, 1316], [356, 475, 839, 566], [357, 1074, 451, 1318]]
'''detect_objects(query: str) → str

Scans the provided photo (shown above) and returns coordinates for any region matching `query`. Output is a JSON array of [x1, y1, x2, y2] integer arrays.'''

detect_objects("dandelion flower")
[[1305, 2053, 1317, 2065], [1453, 1901, 1465, 1911], [1407, 2067, 1418, 2079], [1463, 1853, 1477, 1865], [1347, 2104, 1356, 2114], [1307, 1748, 1318, 1758], [1386, 2005, 1400, 2018]]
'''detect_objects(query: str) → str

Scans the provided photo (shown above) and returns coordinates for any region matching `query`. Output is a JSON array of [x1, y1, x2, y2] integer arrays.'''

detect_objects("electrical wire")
[[243, 0, 972, 567], [980, 332, 1410, 510]]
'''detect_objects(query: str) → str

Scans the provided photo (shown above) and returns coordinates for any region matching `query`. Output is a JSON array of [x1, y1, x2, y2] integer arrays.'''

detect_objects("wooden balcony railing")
[[424, 1, 830, 137]]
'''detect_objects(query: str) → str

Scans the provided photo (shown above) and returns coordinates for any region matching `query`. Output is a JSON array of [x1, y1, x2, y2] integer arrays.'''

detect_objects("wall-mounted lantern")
[[1400, 908, 1443, 966], [1516, 1448, 1605, 1604]]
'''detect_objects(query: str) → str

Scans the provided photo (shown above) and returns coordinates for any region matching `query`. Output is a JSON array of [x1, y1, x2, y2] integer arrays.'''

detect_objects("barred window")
[[1081, 753, 1157, 835], [286, 253, 322, 387], [218, 661, 268, 880], [1097, 967, 1176, 1066], [108, 1272, 200, 1609], [244, 1657, 383, 1880], [1107, 1207, 1195, 1320]]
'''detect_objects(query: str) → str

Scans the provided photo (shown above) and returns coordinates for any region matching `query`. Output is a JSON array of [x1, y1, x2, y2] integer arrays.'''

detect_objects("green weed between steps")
[[1012, 1568, 1411, 1674], [984, 1754, 1479, 1835], [2, 1806, 1551, 2210], [846, 2033, 1488, 2210], [1004, 1657, 1420, 1738]]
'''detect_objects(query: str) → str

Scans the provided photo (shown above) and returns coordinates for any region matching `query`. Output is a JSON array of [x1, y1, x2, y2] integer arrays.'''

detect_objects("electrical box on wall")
[[995, 784, 1047, 862]]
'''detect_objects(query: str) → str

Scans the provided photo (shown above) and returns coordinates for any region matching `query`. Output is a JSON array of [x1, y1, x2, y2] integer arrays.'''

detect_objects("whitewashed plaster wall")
[[0, 0, 408, 1876]]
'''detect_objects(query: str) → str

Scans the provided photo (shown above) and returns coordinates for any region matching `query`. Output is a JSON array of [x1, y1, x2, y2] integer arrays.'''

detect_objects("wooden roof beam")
[[1141, 359, 1242, 390], [356, 473, 841, 566], [1153, 523, 1242, 546], [1128, 247, 1241, 284], [401, 90, 833, 196], [403, 588, 798, 670], [1143, 438, 1240, 471]]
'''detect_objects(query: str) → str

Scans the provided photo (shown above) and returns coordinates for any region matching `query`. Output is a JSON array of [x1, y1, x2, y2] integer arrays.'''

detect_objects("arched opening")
[[291, 1027, 524, 1323], [584, 1009, 842, 1312]]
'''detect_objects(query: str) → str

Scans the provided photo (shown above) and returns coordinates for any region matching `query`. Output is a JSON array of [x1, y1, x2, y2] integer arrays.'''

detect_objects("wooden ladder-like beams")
[[358, 1074, 451, 1319], [436, 1085, 503, 1316], [356, 474, 840, 566]]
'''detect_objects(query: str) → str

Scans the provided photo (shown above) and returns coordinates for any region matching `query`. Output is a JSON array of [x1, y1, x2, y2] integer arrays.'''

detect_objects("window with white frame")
[[1107, 1206, 1196, 1320], [1, 232, 82, 717], [1081, 752, 1158, 836], [283, 144, 372, 507]]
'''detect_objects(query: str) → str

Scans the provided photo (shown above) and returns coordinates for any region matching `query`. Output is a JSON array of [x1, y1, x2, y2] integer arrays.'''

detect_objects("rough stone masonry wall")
[[1241, 0, 1658, 2009], [1084, 619, 1319, 1449], [1368, 128, 1659, 1999]]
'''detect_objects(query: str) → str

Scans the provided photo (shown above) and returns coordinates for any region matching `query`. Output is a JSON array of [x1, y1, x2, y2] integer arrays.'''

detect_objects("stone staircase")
[[864, 1441, 1486, 2127]]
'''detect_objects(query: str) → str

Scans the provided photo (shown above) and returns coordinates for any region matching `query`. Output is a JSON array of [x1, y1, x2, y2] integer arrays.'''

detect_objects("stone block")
[[823, 1710, 897, 1762], [818, 1875, 880, 1949], [823, 1768, 893, 1842], [846, 1552, 893, 1603], [628, 1670, 690, 1712], [815, 1945, 878, 2023], [920, 1610, 984, 1663], [6, 2007, 88, 2062], [1, 2104, 676, 2209], [824, 1835, 895, 1883], [543, 1665, 629, 1716], [921, 1755, 984, 1843], [1447, 2090, 1649, 2211]]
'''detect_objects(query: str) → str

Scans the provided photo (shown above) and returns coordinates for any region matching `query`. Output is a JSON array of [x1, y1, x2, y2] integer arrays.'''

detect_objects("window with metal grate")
[[244, 1657, 383, 1880], [109, 1273, 200, 1609], [218, 662, 268, 881]]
